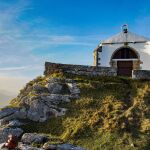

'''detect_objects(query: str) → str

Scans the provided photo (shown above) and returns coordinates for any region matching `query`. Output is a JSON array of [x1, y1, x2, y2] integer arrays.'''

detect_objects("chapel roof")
[[93, 25, 150, 53], [101, 31, 150, 44]]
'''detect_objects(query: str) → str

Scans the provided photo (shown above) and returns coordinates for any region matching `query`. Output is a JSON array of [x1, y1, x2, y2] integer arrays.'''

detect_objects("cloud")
[[0, 65, 42, 71], [0, 0, 99, 78], [0, 0, 99, 106], [0, 66, 30, 71]]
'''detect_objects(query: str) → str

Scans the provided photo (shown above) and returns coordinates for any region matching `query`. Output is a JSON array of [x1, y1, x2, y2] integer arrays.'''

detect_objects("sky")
[[0, 0, 150, 107]]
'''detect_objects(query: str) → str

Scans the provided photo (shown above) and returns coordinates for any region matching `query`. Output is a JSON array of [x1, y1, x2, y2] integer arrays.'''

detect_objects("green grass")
[[11, 73, 150, 150]]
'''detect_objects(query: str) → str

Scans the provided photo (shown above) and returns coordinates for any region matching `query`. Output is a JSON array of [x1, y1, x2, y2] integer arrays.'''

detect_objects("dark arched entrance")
[[111, 47, 139, 76]]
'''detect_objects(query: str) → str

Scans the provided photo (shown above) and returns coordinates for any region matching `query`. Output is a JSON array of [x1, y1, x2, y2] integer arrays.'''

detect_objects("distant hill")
[[0, 89, 16, 108], [0, 76, 29, 108]]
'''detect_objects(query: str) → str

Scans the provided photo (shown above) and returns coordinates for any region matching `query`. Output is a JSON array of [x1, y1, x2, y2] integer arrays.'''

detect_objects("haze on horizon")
[[0, 0, 150, 107]]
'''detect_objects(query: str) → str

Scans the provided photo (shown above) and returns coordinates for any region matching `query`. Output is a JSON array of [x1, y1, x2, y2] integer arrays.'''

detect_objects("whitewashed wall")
[[100, 42, 150, 70]]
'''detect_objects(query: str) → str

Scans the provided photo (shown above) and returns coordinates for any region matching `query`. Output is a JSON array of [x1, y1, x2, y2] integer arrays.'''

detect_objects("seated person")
[[0, 134, 18, 150]]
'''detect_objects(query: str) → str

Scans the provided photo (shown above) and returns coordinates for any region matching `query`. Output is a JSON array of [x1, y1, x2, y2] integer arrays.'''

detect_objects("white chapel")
[[93, 25, 150, 76]]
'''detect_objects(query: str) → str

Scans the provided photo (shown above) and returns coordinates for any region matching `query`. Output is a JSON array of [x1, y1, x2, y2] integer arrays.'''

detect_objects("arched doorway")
[[111, 47, 140, 76]]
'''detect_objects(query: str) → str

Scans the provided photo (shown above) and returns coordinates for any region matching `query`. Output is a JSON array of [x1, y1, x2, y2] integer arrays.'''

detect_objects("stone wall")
[[44, 62, 117, 77], [132, 70, 150, 79]]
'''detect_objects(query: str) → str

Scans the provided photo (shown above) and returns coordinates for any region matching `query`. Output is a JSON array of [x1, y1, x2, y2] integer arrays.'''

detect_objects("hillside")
[[1, 73, 150, 150]]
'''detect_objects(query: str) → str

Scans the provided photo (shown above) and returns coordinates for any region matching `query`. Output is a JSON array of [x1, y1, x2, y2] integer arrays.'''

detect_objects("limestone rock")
[[0, 127, 23, 143], [56, 108, 67, 117], [19, 143, 44, 150], [56, 143, 85, 150], [26, 93, 71, 122], [14, 107, 27, 119], [8, 120, 24, 127], [0, 107, 19, 120], [0, 118, 9, 126], [27, 99, 57, 122], [33, 84, 48, 94], [48, 78, 63, 83], [47, 82, 63, 94], [0, 107, 27, 126], [21, 133, 48, 145], [43, 143, 57, 150], [67, 83, 80, 94], [0, 114, 17, 126], [43, 143, 85, 150], [41, 94, 70, 103], [5, 77, 81, 122]]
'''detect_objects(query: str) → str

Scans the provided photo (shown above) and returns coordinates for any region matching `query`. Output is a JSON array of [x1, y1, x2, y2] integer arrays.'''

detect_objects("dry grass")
[[10, 73, 150, 150]]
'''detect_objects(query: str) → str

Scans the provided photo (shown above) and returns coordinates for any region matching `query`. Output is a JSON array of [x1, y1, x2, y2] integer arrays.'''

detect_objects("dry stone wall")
[[132, 70, 150, 79], [44, 62, 117, 77]]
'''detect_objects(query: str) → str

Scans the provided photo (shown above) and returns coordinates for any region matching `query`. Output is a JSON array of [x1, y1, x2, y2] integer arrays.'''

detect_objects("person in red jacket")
[[1, 134, 18, 150]]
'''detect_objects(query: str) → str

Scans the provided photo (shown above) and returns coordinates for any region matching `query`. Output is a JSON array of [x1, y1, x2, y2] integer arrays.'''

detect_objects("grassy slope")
[[11, 73, 150, 150]]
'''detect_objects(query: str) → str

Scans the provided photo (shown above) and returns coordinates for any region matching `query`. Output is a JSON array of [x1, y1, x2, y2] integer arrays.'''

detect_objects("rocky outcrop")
[[18, 143, 44, 150], [43, 143, 85, 150], [18, 142, 85, 150], [25, 78, 80, 122], [0, 127, 23, 143], [0, 77, 80, 123], [0, 107, 19, 120], [21, 133, 49, 145], [19, 133, 85, 150], [7, 120, 24, 127], [0, 131, 86, 149], [0, 77, 85, 149], [0, 107, 27, 126]]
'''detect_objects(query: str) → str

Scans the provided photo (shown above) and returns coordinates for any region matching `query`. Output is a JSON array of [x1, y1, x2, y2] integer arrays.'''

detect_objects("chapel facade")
[[93, 25, 150, 76]]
